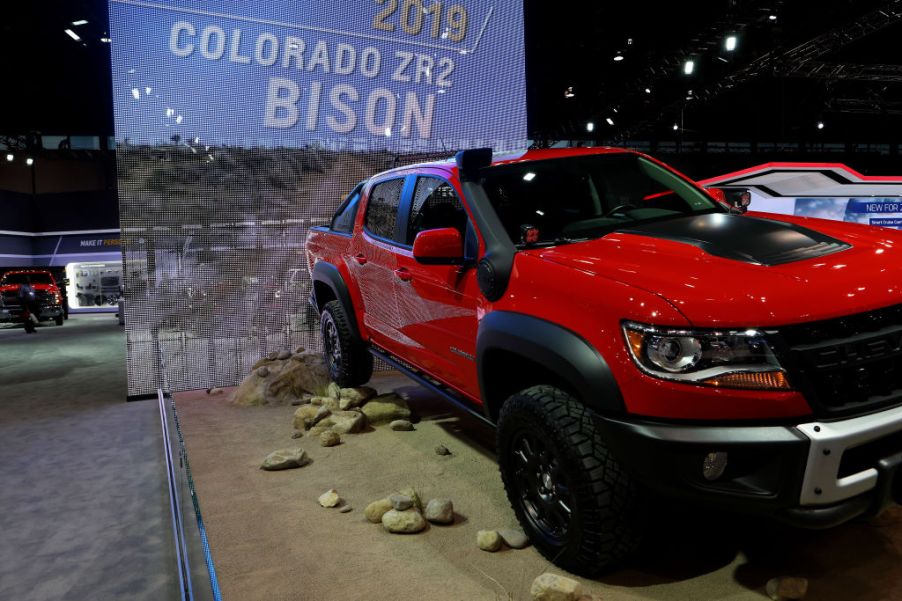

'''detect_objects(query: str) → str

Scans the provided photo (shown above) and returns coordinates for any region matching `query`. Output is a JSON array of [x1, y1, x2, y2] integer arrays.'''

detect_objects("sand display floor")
[[175, 372, 902, 601]]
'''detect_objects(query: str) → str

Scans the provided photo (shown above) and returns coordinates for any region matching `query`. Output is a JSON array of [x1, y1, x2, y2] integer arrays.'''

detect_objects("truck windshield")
[[481, 153, 723, 245], [1, 272, 53, 285]]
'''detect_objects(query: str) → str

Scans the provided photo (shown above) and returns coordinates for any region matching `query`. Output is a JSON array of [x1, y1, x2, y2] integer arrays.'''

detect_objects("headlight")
[[622, 321, 790, 390]]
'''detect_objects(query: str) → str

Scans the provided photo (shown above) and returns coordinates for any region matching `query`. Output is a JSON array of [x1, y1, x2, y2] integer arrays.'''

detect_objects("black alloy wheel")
[[509, 430, 576, 545], [497, 385, 644, 575], [319, 300, 373, 387]]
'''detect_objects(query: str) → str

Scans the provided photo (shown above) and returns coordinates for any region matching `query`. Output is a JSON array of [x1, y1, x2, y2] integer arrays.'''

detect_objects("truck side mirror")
[[413, 228, 464, 265]]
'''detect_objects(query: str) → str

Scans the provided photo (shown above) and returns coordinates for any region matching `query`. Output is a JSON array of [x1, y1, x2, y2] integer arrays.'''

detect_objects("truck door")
[[353, 176, 411, 351], [392, 175, 481, 398]]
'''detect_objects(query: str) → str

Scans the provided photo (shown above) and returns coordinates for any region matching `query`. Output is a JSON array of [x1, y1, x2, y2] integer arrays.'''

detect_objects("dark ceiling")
[[2, 0, 902, 148]]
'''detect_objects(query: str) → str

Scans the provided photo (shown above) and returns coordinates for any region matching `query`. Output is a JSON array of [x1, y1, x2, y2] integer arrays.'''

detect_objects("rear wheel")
[[497, 385, 644, 575], [55, 314, 64, 326], [23, 318, 36, 334], [320, 300, 373, 387]]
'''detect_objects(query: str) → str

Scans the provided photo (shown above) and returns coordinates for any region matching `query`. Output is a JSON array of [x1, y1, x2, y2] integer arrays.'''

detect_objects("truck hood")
[[532, 212, 902, 327]]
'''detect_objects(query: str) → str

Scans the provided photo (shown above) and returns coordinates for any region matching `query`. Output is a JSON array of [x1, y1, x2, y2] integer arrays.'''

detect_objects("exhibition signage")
[[109, 0, 527, 149]]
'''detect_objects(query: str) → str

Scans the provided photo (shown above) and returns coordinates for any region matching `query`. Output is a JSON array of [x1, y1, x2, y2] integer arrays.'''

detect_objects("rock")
[[233, 351, 330, 406], [530, 573, 583, 601], [498, 528, 530, 549], [294, 346, 306, 354], [260, 448, 308, 471], [319, 430, 341, 447], [318, 489, 341, 508], [338, 386, 377, 409], [310, 396, 341, 410], [267, 351, 279, 361], [397, 486, 423, 513], [389, 494, 413, 511], [477, 530, 502, 552], [290, 430, 303, 439], [311, 406, 331, 426], [327, 382, 342, 399], [360, 393, 411, 425], [766, 577, 808, 600], [382, 509, 427, 534], [290, 399, 303, 406], [277, 350, 292, 360], [424, 498, 454, 524], [435, 444, 451, 456], [339, 505, 353, 513], [390, 419, 414, 431], [251, 355, 276, 370], [308, 425, 331, 437], [292, 405, 320, 430], [318, 410, 367, 434], [365, 498, 393, 523]]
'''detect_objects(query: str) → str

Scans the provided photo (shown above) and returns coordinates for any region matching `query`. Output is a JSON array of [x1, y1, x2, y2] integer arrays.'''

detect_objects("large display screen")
[[111, 0, 525, 149], [109, 0, 526, 395]]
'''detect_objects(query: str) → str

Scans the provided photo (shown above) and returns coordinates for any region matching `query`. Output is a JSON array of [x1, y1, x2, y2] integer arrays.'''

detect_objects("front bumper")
[[0, 304, 63, 322], [599, 404, 902, 529]]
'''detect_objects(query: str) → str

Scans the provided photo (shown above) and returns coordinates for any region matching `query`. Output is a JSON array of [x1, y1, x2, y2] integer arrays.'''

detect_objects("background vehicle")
[[304, 147, 902, 575], [0, 269, 66, 331]]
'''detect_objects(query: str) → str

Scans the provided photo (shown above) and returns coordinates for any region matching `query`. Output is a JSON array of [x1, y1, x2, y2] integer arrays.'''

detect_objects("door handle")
[[353, 254, 368, 265], [394, 268, 412, 282]]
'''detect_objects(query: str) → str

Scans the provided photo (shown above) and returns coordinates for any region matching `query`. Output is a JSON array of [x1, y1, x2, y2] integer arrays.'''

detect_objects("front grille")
[[774, 304, 902, 418], [2, 291, 20, 308]]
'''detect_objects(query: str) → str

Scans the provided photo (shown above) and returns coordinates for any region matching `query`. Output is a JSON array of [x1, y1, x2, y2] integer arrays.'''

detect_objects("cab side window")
[[406, 177, 468, 245], [364, 178, 405, 241], [331, 189, 362, 234]]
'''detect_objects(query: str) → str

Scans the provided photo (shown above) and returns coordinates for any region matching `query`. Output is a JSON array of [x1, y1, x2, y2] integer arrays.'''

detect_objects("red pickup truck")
[[0, 269, 66, 332], [305, 147, 902, 574]]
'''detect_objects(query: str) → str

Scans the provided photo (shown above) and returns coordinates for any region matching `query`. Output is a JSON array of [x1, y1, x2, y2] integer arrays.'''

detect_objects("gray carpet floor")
[[0, 314, 181, 600]]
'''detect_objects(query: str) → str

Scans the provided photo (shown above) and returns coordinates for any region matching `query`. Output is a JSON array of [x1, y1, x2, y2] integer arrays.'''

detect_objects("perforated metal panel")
[[109, 0, 527, 395]]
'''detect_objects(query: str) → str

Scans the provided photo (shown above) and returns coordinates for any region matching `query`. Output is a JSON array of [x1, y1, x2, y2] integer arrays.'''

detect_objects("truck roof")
[[373, 146, 637, 179]]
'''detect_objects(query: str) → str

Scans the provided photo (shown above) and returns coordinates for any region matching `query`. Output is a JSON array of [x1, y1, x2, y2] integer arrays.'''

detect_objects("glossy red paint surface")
[[306, 148, 902, 421], [0, 269, 62, 301]]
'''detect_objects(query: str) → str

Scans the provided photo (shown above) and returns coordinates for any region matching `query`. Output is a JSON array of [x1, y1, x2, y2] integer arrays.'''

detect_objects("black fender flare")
[[476, 311, 624, 418], [311, 261, 361, 338]]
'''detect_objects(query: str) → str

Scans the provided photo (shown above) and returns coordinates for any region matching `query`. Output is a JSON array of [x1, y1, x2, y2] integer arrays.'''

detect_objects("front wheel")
[[320, 300, 373, 387], [23, 318, 36, 334], [497, 385, 644, 576], [55, 314, 64, 326]]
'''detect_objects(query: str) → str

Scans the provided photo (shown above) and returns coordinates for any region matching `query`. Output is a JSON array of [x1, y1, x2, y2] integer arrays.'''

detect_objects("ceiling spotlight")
[[564, 86, 575, 99], [6, 153, 13, 162], [683, 59, 695, 75], [72, 19, 89, 26], [725, 35, 738, 52], [768, 14, 777, 21], [26, 158, 34, 166], [605, 117, 614, 126], [523, 172, 537, 182], [100, 37, 111, 43], [645, 88, 652, 94], [613, 53, 624, 62], [817, 121, 825, 130], [672, 124, 679, 131], [627, 37, 634, 45], [64, 29, 81, 41], [586, 122, 595, 132]]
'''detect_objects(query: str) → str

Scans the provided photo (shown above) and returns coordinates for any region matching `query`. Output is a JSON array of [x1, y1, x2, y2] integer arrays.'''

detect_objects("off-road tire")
[[55, 315, 64, 326], [23, 319, 36, 334], [320, 300, 373, 387], [497, 385, 644, 576]]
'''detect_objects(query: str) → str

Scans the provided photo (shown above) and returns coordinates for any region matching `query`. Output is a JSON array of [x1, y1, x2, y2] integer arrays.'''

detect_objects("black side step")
[[369, 346, 495, 428]]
